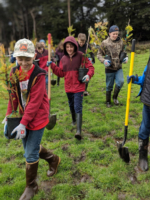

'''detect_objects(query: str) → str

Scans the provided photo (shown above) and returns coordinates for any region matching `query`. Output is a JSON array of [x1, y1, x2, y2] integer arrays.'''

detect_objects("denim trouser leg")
[[74, 92, 83, 114], [45, 74, 48, 93], [22, 127, 45, 163], [106, 69, 124, 91], [139, 105, 150, 140], [115, 69, 124, 89], [106, 73, 115, 91], [67, 92, 83, 114], [67, 93, 75, 113]]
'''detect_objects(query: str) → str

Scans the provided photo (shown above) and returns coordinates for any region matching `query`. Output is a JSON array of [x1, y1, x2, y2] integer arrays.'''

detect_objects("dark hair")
[[64, 42, 77, 55], [35, 42, 44, 50]]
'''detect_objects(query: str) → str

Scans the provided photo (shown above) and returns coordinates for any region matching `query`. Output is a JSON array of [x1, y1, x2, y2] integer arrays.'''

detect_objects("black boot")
[[106, 91, 111, 108], [57, 77, 60, 86], [138, 137, 149, 171], [75, 113, 82, 140], [113, 85, 120, 105], [71, 111, 76, 126]]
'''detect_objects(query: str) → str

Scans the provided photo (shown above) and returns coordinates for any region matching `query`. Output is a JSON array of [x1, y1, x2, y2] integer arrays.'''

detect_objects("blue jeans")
[[22, 127, 44, 163], [106, 69, 124, 91], [139, 104, 150, 140], [67, 92, 83, 114], [45, 74, 48, 92]]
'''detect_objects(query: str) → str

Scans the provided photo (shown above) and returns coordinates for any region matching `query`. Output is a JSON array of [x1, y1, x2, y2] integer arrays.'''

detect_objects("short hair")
[[57, 41, 64, 50], [78, 33, 86, 41], [35, 42, 43, 50]]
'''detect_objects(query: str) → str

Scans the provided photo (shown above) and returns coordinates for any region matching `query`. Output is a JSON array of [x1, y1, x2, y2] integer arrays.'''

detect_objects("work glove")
[[103, 59, 111, 67], [46, 61, 52, 67], [127, 75, 138, 84], [82, 75, 90, 83], [122, 57, 128, 64], [2, 116, 8, 139], [11, 123, 26, 139], [88, 58, 94, 64]]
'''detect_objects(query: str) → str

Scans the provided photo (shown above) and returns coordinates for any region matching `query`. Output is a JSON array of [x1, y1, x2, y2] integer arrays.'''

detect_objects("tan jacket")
[[97, 37, 125, 71]]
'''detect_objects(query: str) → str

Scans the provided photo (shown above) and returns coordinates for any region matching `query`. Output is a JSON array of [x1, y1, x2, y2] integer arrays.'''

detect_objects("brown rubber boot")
[[138, 137, 149, 171], [39, 145, 61, 177], [19, 162, 38, 200], [106, 91, 111, 108], [113, 85, 120, 105], [75, 113, 82, 140]]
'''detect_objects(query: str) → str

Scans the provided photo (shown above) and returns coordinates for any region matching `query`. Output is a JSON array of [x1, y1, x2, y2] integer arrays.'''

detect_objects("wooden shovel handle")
[[48, 33, 51, 100]]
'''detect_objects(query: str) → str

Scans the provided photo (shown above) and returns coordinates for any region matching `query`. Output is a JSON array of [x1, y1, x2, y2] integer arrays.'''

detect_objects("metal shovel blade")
[[51, 80, 56, 86], [117, 143, 130, 163], [46, 114, 56, 130]]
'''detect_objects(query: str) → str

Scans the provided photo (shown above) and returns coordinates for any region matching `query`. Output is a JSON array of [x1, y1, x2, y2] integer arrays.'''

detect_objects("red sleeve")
[[20, 75, 47, 126], [51, 61, 65, 77], [83, 57, 95, 79]]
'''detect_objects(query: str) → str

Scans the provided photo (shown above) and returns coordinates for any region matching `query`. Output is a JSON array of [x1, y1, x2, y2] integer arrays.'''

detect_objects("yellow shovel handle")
[[125, 39, 136, 126]]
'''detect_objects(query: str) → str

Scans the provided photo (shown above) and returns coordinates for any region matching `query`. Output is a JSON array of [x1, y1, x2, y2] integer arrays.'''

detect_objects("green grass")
[[0, 52, 150, 200]]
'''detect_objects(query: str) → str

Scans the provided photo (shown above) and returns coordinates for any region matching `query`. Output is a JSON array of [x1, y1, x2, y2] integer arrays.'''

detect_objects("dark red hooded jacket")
[[51, 36, 94, 93], [35, 48, 48, 72]]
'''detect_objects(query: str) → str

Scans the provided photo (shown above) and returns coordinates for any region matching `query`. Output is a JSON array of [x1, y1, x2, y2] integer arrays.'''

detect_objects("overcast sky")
[[0, 0, 7, 6]]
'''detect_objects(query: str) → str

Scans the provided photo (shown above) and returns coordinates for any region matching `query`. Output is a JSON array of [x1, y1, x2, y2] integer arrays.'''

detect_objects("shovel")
[[117, 39, 136, 163], [51, 73, 56, 86], [46, 33, 57, 130]]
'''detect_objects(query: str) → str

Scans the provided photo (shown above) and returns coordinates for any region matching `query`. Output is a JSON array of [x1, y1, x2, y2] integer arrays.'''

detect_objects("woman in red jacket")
[[4, 39, 60, 200], [47, 36, 94, 140]]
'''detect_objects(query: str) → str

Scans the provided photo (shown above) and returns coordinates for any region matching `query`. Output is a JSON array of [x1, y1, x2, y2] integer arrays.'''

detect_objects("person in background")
[[35, 42, 48, 71], [9, 49, 18, 66], [35, 42, 48, 91], [39, 39, 46, 48], [55, 41, 64, 86], [77, 33, 95, 96], [97, 25, 128, 108]]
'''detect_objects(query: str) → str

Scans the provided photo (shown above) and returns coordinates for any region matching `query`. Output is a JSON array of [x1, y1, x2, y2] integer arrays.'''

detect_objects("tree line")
[[0, 0, 150, 46]]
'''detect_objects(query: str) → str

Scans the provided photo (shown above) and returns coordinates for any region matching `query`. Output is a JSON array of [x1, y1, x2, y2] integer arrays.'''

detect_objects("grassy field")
[[0, 52, 150, 200]]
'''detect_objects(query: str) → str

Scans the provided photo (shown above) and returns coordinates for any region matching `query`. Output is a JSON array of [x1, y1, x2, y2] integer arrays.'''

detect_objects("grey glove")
[[82, 75, 90, 83], [11, 123, 26, 139]]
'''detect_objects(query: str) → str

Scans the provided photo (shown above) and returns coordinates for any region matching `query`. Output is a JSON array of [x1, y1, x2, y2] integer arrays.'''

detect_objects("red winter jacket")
[[6, 64, 49, 130], [35, 49, 48, 72], [51, 36, 94, 93]]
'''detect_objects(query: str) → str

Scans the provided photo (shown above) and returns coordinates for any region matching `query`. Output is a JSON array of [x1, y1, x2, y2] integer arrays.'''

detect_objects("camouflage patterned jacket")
[[97, 37, 125, 71]]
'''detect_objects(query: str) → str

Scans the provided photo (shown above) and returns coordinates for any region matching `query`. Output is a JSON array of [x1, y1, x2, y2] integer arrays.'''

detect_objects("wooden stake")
[[68, 0, 71, 27], [48, 33, 51, 100]]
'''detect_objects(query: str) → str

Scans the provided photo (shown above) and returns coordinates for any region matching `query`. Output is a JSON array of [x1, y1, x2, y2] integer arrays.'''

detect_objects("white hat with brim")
[[13, 38, 35, 58]]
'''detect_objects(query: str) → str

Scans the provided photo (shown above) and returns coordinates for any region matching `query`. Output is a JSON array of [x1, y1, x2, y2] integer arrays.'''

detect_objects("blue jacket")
[[10, 54, 16, 63], [133, 65, 147, 96]]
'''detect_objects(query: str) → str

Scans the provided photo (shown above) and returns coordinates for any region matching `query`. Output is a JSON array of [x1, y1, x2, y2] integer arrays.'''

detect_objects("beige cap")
[[13, 38, 35, 58]]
